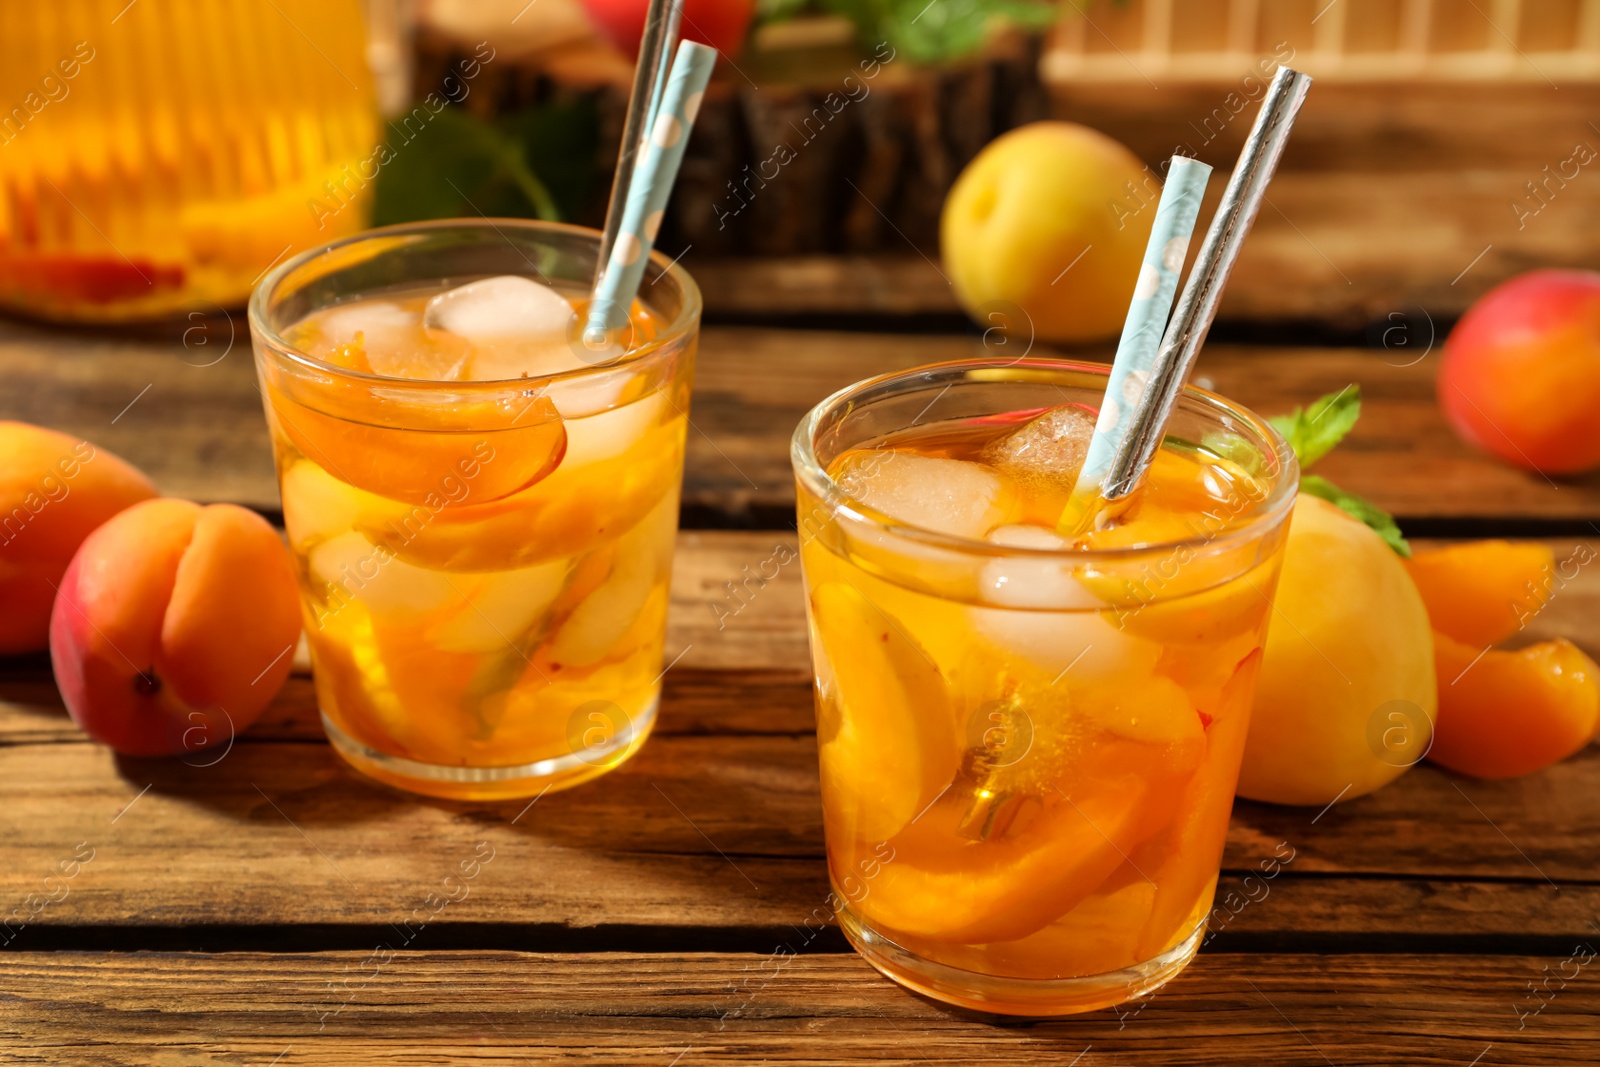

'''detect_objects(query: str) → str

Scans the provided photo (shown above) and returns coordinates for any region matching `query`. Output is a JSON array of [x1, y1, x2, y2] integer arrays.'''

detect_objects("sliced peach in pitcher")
[[809, 581, 959, 847], [1404, 540, 1554, 646], [1429, 632, 1600, 779], [268, 390, 567, 507]]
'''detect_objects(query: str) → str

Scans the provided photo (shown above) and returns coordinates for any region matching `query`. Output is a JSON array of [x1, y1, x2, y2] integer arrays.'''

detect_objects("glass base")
[[837, 903, 1205, 1017], [320, 697, 658, 801]]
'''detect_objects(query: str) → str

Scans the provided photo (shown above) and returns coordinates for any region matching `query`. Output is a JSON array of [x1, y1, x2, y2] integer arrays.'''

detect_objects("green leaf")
[[372, 103, 600, 228], [1301, 474, 1411, 558], [815, 0, 1056, 65], [1268, 385, 1361, 470]]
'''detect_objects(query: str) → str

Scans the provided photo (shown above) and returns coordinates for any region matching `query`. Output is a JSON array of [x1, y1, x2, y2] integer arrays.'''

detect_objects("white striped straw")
[[584, 40, 717, 347]]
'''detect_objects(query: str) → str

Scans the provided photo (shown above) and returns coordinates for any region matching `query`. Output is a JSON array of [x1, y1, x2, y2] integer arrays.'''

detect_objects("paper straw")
[[593, 0, 683, 285], [1075, 66, 1313, 523], [1064, 155, 1211, 525], [584, 40, 717, 346]]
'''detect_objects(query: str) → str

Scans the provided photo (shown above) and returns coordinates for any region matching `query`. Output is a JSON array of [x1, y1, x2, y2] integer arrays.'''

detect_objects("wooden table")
[[4, 291, 1600, 1064]]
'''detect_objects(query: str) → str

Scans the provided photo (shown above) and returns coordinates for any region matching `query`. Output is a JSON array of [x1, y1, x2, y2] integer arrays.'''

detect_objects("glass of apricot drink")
[[249, 220, 699, 800], [791, 359, 1298, 1015]]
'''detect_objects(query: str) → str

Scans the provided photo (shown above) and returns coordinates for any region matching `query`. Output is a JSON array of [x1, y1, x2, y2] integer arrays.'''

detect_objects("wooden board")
[[696, 81, 1600, 323], [3, 535, 1596, 947], [6, 319, 1598, 527], [3, 951, 1594, 1064]]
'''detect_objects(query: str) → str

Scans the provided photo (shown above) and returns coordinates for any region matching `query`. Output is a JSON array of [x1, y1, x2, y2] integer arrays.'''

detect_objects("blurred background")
[[3, 0, 1596, 334]]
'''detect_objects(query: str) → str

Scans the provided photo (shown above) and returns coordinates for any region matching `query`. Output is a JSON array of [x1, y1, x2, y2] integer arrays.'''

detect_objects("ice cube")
[[985, 404, 1097, 490], [308, 298, 468, 381], [974, 524, 1147, 680], [314, 299, 416, 349], [423, 275, 588, 381], [836, 451, 1006, 539], [428, 558, 571, 653], [979, 525, 1102, 610], [560, 391, 666, 467], [308, 531, 458, 617], [971, 602, 1161, 685]]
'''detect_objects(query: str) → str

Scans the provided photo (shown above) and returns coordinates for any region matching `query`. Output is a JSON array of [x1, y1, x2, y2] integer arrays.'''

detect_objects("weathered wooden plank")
[[3, 531, 1597, 939], [3, 716, 1593, 933], [5, 318, 1596, 524], [2, 951, 1593, 1064], [693, 165, 1600, 324]]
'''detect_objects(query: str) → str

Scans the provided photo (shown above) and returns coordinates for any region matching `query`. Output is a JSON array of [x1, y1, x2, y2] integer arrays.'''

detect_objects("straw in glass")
[[584, 40, 718, 347], [593, 0, 684, 284], [1069, 66, 1312, 529], [1061, 154, 1212, 531]]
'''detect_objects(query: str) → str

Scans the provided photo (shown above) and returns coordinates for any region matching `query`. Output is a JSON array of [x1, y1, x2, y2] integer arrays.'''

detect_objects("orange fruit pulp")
[[264, 286, 690, 799], [800, 414, 1286, 1014]]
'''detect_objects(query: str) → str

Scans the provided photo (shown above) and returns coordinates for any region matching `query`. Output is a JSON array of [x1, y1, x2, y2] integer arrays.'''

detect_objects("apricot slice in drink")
[[1429, 631, 1600, 779], [1404, 540, 1554, 647], [1136, 650, 1262, 958], [855, 757, 1162, 945], [809, 581, 959, 846], [269, 389, 567, 507]]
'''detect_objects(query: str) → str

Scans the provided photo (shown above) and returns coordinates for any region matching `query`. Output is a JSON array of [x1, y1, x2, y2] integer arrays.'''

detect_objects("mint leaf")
[[1269, 385, 1361, 470], [817, 0, 1056, 64], [1301, 474, 1411, 558], [372, 102, 598, 228]]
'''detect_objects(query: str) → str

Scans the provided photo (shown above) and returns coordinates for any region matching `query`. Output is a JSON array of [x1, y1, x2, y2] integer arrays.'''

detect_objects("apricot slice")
[[1429, 631, 1600, 779], [855, 755, 1161, 945], [0, 422, 156, 653], [267, 389, 567, 507], [1404, 540, 1554, 647], [810, 581, 959, 846], [49, 499, 302, 756], [1136, 650, 1261, 957]]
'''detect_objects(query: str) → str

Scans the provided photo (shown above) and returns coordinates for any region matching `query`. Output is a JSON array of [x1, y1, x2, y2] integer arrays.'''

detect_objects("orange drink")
[[250, 221, 699, 799], [0, 0, 376, 322], [792, 359, 1297, 1015]]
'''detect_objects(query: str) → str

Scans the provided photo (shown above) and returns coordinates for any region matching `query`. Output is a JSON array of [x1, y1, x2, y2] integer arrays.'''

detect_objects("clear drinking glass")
[[791, 358, 1297, 1015], [249, 220, 700, 799]]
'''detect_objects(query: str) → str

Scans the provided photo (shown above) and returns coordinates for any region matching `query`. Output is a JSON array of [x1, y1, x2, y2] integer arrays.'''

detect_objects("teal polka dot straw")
[[585, 40, 718, 347], [1062, 154, 1212, 529]]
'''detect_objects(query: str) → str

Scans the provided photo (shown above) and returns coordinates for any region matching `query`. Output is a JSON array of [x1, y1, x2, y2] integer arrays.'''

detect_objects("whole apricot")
[[0, 422, 156, 653], [1438, 269, 1600, 474], [941, 122, 1157, 343], [50, 499, 301, 756], [1238, 495, 1437, 806]]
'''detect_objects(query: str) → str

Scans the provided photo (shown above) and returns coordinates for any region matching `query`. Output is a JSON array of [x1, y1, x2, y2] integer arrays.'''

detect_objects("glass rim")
[[246, 217, 703, 391], [790, 356, 1300, 564]]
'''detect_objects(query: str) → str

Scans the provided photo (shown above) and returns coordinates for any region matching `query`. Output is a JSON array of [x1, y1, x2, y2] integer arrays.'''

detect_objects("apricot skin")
[[49, 499, 302, 756], [1438, 269, 1600, 474], [0, 422, 156, 653], [1430, 632, 1600, 780], [1403, 540, 1554, 647]]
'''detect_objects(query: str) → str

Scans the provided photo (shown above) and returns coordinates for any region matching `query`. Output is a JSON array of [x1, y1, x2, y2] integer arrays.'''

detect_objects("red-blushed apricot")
[[49, 499, 301, 756], [0, 422, 156, 653], [1438, 269, 1600, 474], [1404, 540, 1555, 647], [1429, 631, 1600, 780]]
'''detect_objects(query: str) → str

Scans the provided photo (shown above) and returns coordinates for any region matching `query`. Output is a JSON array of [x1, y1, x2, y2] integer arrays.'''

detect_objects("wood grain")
[[2, 535, 1596, 942], [2, 950, 1593, 1064], [6, 318, 1600, 525]]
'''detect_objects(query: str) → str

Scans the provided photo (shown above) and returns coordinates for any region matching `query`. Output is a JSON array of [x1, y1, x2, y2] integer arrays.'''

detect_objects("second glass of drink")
[[250, 220, 700, 799]]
